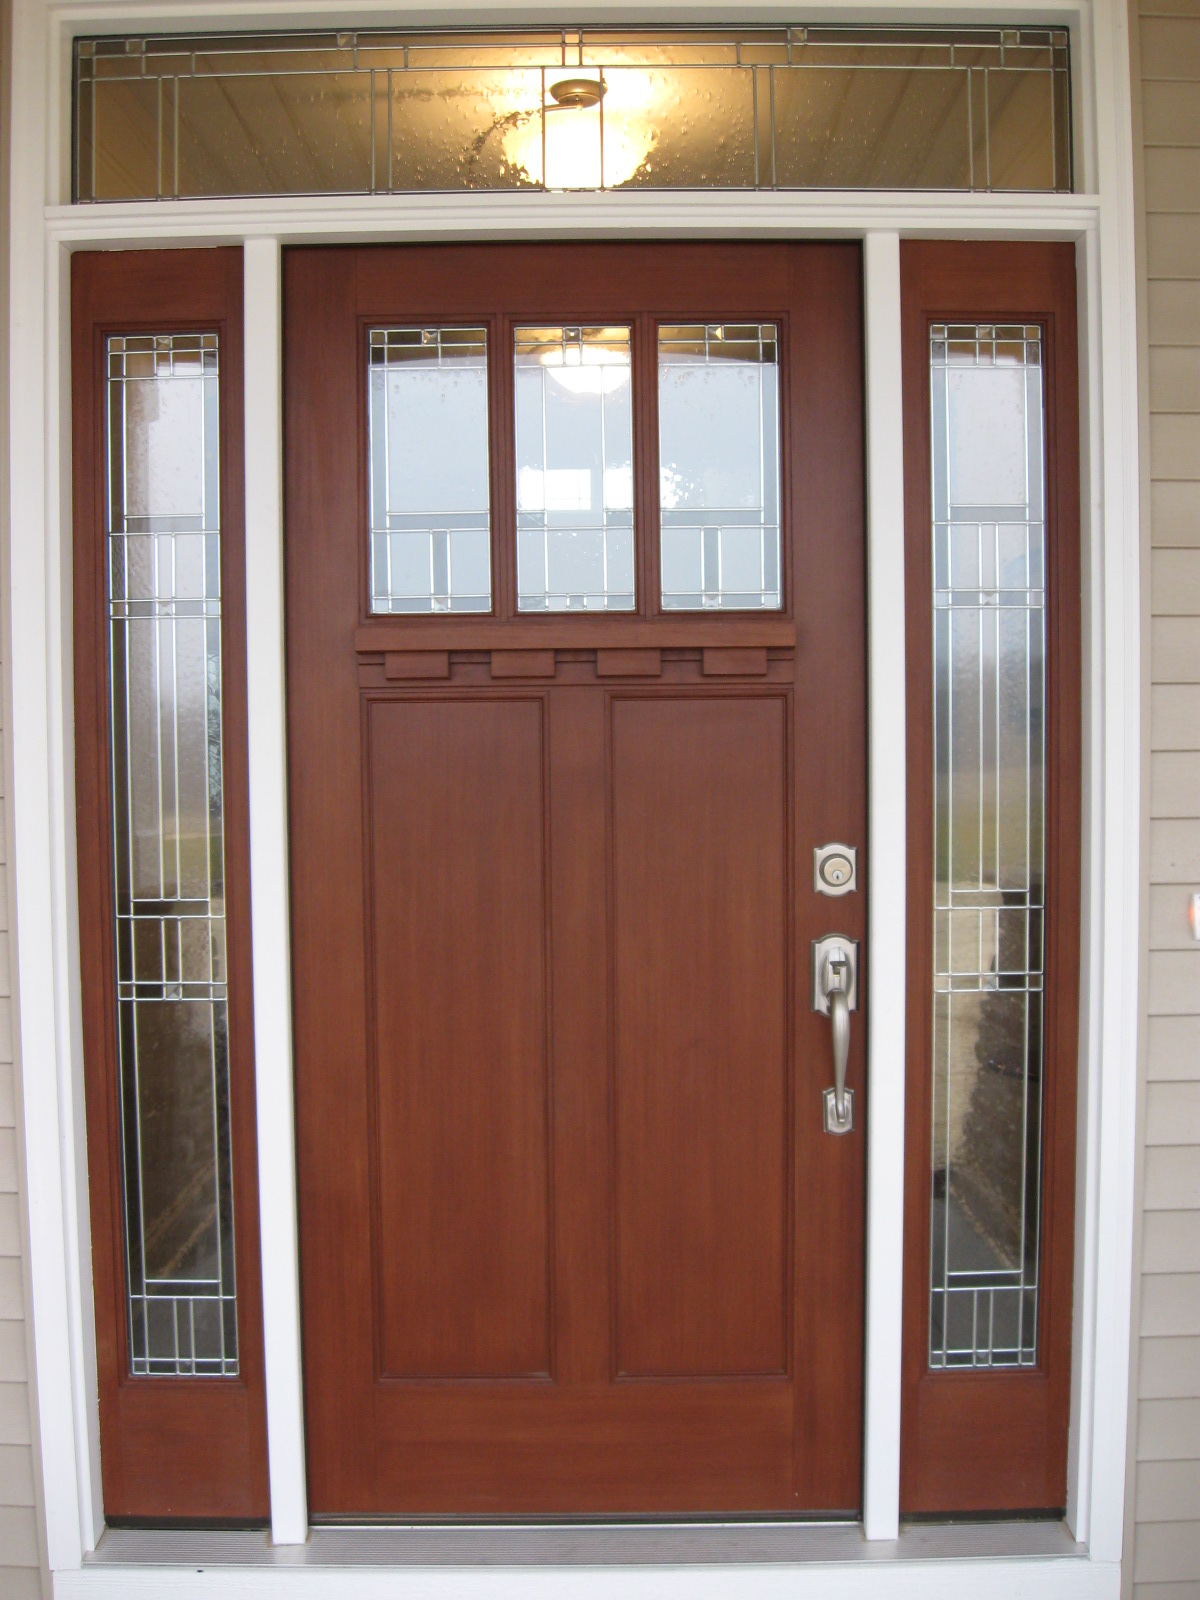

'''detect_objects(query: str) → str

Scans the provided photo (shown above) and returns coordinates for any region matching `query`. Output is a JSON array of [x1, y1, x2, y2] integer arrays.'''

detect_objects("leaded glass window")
[[928, 322, 1046, 1370], [73, 27, 1072, 202], [368, 326, 492, 614], [106, 332, 238, 1376]]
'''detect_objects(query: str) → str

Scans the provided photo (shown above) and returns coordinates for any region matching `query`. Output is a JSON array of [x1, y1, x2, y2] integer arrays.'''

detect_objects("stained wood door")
[[284, 243, 868, 1516]]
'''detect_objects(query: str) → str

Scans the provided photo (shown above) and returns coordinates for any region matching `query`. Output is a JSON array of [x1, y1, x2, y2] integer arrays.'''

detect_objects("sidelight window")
[[105, 332, 238, 1377], [928, 322, 1047, 1368]]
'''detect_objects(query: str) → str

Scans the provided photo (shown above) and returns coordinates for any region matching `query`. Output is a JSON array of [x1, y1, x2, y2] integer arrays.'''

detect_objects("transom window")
[[73, 25, 1072, 202]]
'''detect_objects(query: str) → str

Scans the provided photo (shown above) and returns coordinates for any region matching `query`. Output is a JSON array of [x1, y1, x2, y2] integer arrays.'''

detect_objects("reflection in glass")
[[772, 66, 972, 189], [928, 323, 1046, 1369], [515, 326, 635, 611], [658, 323, 781, 611], [368, 327, 492, 614], [106, 333, 237, 1376], [390, 70, 544, 190], [74, 28, 1072, 202], [176, 73, 373, 196], [601, 66, 756, 188]]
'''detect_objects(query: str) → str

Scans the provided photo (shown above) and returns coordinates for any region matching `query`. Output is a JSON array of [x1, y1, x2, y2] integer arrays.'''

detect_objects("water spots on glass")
[[74, 27, 1072, 201]]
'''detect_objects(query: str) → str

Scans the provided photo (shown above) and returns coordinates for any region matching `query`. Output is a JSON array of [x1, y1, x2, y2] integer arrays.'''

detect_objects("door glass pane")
[[514, 325, 635, 611], [106, 333, 238, 1376], [928, 322, 1046, 1370], [658, 323, 781, 610], [368, 326, 492, 613]]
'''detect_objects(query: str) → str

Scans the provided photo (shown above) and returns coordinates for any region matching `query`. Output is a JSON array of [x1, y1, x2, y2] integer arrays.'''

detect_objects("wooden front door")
[[284, 243, 867, 1516]]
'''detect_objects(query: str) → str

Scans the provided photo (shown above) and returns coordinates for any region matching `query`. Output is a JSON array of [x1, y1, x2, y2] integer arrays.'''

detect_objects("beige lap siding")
[[0, 0, 44, 1590], [0, 943, 39, 1597], [1130, 2, 1200, 1594]]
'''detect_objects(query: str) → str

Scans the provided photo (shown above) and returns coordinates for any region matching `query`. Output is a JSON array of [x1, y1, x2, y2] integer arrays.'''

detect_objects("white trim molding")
[[57, 1557, 1122, 1600], [65, 1520, 1121, 1600], [1063, 0, 1144, 1560], [44, 190, 1101, 247], [862, 228, 906, 1547], [243, 237, 308, 1549], [4, 0, 1145, 1589]]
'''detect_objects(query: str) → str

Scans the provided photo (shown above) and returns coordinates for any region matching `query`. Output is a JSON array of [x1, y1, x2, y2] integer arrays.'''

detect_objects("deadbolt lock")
[[814, 843, 857, 896]]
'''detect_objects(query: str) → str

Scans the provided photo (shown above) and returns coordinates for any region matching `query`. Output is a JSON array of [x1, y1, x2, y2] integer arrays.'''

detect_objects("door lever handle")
[[812, 936, 858, 1135], [828, 984, 850, 1125]]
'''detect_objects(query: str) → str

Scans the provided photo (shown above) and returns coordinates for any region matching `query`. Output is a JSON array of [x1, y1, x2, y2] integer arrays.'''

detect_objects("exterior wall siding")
[[0, 0, 45, 1589], [0, 5, 1163, 1590], [1132, 1, 1200, 1593]]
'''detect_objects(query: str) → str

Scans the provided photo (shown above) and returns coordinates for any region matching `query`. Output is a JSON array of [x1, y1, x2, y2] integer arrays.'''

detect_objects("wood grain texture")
[[367, 696, 552, 1379], [898, 241, 1081, 1514], [286, 243, 867, 1515], [701, 647, 769, 676], [610, 693, 789, 1379], [384, 651, 449, 680], [71, 248, 268, 1520]]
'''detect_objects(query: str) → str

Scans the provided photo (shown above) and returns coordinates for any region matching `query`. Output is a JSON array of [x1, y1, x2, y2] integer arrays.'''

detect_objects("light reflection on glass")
[[106, 332, 238, 1377], [515, 325, 635, 611], [368, 326, 492, 614], [928, 322, 1046, 1370], [75, 27, 1072, 201], [658, 323, 782, 611]]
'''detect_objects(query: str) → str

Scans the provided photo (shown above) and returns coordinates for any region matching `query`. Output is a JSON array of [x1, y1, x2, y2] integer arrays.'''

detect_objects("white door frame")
[[5, 0, 1142, 1589]]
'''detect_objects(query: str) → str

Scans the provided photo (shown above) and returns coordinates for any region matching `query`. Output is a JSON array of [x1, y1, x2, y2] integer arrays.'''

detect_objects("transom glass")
[[74, 27, 1072, 201]]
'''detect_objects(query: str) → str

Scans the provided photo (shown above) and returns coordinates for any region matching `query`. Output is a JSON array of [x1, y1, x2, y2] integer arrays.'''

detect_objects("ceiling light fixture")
[[547, 76, 605, 109], [500, 68, 655, 191]]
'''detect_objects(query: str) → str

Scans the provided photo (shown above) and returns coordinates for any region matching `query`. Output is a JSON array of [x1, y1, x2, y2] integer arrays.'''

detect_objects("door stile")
[[287, 247, 379, 1498], [788, 244, 869, 1512]]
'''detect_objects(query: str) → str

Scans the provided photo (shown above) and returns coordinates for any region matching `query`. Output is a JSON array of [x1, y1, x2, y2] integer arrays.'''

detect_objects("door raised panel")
[[610, 693, 791, 1379], [367, 695, 553, 1379]]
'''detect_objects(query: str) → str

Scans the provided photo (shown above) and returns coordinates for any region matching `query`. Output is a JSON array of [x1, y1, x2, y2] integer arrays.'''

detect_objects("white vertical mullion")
[[243, 236, 308, 1546], [862, 229, 906, 1544], [1067, 223, 1103, 1555], [1068, 0, 1143, 1558]]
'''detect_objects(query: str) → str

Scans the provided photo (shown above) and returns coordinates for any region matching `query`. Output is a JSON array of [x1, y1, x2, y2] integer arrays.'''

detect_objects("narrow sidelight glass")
[[928, 322, 1046, 1369], [514, 325, 635, 610], [658, 323, 782, 610], [368, 327, 492, 613], [106, 333, 237, 1376]]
